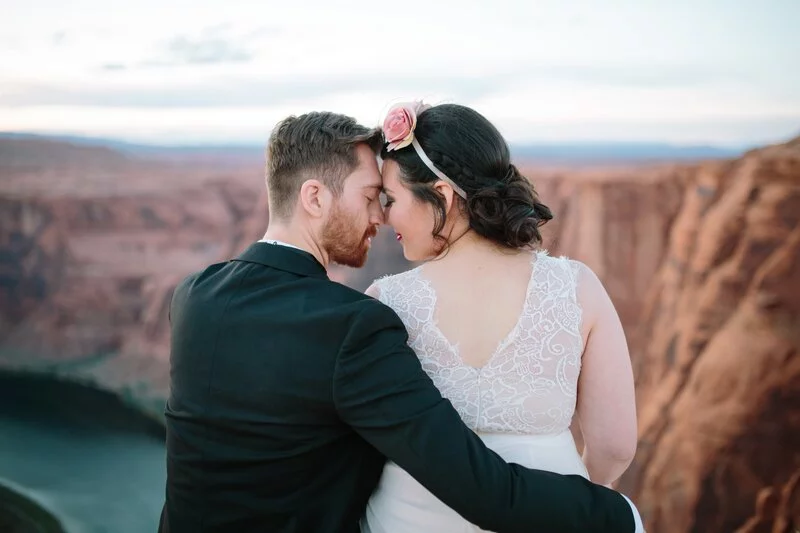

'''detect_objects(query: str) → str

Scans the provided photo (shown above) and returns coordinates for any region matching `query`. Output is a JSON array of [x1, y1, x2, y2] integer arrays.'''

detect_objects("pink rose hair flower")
[[383, 101, 429, 151]]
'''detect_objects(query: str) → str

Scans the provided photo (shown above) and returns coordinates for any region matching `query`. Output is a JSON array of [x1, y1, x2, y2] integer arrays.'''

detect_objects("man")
[[159, 111, 644, 532]]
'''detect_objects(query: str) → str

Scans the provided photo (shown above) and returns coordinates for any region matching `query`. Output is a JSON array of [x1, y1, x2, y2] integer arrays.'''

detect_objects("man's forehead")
[[349, 166, 382, 190], [367, 157, 383, 188]]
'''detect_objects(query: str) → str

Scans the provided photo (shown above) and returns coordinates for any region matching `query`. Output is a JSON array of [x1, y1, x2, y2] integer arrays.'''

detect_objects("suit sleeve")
[[332, 300, 635, 533]]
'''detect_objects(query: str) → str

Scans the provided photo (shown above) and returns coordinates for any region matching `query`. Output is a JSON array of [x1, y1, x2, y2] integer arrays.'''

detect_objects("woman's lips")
[[396, 233, 403, 241]]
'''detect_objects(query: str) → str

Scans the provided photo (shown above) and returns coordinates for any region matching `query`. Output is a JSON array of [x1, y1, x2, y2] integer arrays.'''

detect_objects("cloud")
[[243, 25, 282, 41], [141, 24, 283, 67], [1, 61, 753, 110], [51, 31, 67, 46], [529, 64, 745, 89], [92, 24, 280, 70], [0, 73, 499, 108], [142, 35, 253, 66]]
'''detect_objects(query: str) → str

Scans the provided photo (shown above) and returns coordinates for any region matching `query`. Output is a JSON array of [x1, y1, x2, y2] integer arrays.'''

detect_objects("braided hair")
[[380, 103, 552, 249]]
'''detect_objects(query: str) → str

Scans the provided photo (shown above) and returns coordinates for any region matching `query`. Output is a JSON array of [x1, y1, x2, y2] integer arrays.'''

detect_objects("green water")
[[0, 374, 167, 533]]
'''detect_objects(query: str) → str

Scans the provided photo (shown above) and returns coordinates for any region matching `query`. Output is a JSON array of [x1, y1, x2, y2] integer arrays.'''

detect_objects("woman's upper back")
[[371, 250, 585, 435]]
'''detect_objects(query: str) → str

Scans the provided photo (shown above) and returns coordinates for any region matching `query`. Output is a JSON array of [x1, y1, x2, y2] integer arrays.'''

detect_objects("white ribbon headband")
[[411, 138, 467, 200]]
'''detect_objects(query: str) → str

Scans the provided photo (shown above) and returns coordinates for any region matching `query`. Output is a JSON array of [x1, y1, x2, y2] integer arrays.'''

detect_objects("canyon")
[[1, 135, 798, 532]]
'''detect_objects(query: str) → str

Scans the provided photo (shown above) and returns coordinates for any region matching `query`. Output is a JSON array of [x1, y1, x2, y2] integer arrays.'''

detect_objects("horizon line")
[[0, 130, 761, 151]]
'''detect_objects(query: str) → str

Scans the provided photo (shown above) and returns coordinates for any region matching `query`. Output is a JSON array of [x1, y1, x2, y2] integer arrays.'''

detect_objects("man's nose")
[[371, 206, 385, 225]]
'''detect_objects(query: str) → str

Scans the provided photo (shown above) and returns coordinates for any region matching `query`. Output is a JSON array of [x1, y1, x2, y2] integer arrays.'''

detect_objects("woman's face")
[[380, 159, 442, 261]]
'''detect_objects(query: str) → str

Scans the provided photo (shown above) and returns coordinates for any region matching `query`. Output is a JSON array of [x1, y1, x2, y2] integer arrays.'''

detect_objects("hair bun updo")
[[466, 164, 553, 249]]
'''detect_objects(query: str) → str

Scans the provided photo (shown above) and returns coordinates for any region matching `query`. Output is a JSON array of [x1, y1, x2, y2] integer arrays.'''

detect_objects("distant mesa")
[[0, 131, 745, 163]]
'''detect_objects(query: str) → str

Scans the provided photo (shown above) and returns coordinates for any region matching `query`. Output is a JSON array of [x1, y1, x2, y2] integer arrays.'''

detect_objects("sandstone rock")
[[2, 136, 799, 533], [617, 137, 800, 533], [737, 468, 800, 533], [0, 139, 264, 417]]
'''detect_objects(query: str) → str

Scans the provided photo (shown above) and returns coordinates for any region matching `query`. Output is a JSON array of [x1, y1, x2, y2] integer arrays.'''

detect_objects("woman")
[[362, 102, 638, 532]]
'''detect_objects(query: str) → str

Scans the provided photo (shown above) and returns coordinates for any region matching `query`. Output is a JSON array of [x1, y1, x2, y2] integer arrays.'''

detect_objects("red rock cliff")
[[615, 138, 800, 533], [0, 138, 263, 414], [1, 136, 798, 532]]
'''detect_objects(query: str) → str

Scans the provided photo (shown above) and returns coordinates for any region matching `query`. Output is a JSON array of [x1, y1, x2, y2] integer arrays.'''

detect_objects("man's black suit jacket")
[[158, 242, 635, 533]]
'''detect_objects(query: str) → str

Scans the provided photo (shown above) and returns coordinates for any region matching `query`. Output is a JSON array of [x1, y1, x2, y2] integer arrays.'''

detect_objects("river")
[[0, 373, 167, 533]]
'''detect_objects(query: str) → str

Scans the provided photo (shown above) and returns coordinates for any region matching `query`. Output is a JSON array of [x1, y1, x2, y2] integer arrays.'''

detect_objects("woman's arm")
[[575, 262, 638, 485], [365, 283, 380, 299]]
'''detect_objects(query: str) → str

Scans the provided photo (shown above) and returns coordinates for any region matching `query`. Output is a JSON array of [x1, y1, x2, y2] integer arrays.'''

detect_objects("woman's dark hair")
[[380, 103, 552, 250]]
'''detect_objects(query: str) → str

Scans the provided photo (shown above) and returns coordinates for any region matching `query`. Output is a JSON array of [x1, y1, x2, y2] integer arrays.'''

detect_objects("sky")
[[1, 0, 798, 146]]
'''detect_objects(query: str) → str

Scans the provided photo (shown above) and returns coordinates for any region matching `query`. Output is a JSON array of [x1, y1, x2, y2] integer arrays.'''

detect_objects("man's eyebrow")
[[363, 184, 382, 190]]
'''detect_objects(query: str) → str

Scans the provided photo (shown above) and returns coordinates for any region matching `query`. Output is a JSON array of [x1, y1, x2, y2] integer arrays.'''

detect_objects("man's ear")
[[299, 179, 329, 218]]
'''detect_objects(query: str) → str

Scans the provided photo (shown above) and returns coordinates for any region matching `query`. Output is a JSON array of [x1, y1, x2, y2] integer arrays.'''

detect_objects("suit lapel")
[[234, 242, 329, 279]]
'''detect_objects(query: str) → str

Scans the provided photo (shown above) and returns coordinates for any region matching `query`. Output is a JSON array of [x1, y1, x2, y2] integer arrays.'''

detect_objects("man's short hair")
[[266, 111, 383, 219]]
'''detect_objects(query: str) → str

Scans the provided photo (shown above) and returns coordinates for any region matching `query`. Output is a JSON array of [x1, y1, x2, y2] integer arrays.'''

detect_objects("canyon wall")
[[615, 138, 800, 532], [1, 136, 798, 531]]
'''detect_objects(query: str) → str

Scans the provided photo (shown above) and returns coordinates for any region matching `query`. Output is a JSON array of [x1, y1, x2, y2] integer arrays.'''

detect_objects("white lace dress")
[[361, 251, 589, 533]]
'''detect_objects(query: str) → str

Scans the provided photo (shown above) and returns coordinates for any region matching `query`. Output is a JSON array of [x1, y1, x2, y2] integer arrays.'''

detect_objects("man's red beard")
[[321, 204, 377, 268]]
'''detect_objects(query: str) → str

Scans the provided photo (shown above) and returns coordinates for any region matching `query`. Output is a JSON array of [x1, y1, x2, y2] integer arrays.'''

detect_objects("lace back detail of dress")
[[373, 251, 584, 435]]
